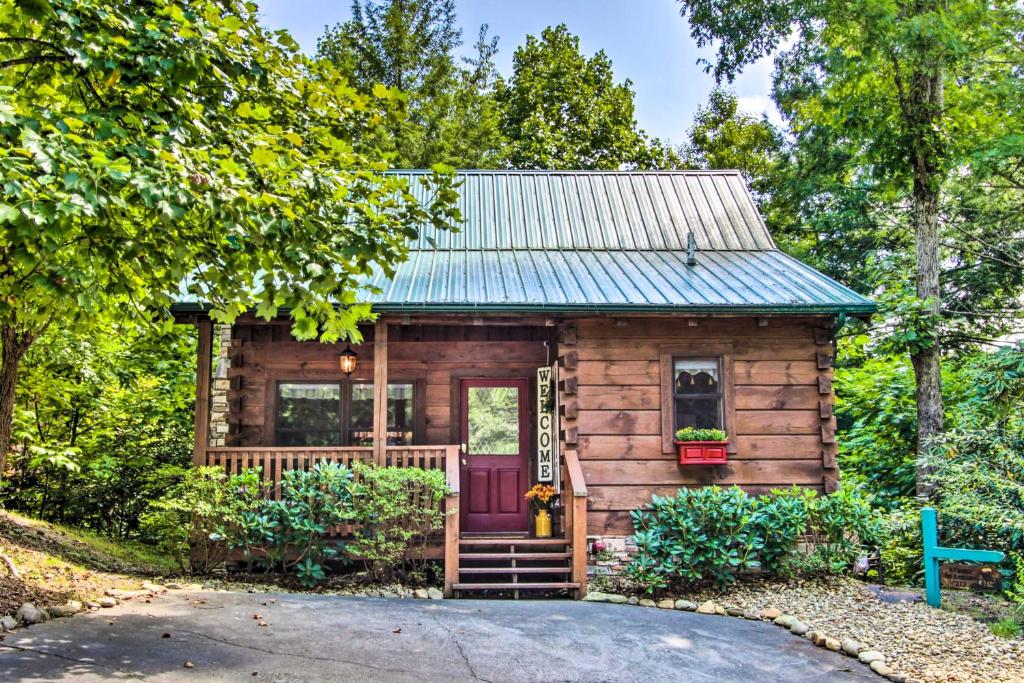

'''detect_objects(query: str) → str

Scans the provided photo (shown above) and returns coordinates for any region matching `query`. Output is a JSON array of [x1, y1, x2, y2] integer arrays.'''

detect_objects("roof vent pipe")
[[686, 231, 697, 266]]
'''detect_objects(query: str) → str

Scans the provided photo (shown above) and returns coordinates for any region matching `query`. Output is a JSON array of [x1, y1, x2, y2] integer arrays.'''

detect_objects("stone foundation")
[[209, 324, 231, 447], [586, 535, 636, 577]]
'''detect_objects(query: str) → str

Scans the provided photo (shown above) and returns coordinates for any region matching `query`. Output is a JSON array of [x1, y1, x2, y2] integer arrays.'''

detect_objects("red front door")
[[460, 378, 530, 533]]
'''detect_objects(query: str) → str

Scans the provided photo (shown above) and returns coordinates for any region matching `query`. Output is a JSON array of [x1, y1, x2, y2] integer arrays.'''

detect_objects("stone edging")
[[582, 592, 915, 683]]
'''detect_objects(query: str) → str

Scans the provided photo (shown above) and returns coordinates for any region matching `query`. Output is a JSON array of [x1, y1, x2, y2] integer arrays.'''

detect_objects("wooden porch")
[[191, 319, 588, 598]]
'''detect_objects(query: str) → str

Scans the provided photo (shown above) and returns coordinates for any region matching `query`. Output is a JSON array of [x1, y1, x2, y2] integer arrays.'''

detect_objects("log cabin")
[[172, 170, 875, 598]]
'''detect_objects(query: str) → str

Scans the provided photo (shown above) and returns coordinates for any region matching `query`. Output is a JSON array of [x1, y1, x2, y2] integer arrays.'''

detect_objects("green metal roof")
[[171, 170, 875, 316], [357, 171, 874, 315]]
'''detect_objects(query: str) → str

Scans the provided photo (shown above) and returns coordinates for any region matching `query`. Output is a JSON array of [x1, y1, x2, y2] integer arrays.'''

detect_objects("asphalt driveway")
[[0, 589, 875, 682]]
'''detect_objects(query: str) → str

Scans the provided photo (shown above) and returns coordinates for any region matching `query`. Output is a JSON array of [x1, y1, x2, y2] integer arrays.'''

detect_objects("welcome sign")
[[537, 366, 555, 482]]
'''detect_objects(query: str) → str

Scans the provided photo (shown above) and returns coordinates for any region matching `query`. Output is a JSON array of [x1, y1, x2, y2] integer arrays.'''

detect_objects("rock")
[[165, 582, 184, 590], [183, 661, 195, 669], [16, 603, 47, 625], [808, 630, 826, 646], [870, 660, 892, 676], [842, 639, 866, 656], [742, 609, 761, 620], [858, 650, 884, 664], [714, 605, 727, 616], [656, 599, 675, 609], [789, 621, 809, 636], [886, 673, 907, 683], [426, 587, 444, 600], [638, 599, 657, 608], [582, 592, 609, 602], [607, 594, 628, 604], [627, 596, 639, 606], [85, 601, 101, 609], [773, 614, 796, 628], [761, 607, 782, 620], [696, 600, 718, 615], [105, 588, 150, 599], [142, 582, 166, 593], [46, 603, 81, 618], [824, 638, 841, 652], [412, 588, 429, 600], [1, 615, 17, 630], [725, 606, 745, 617], [97, 597, 117, 608], [674, 599, 697, 611]]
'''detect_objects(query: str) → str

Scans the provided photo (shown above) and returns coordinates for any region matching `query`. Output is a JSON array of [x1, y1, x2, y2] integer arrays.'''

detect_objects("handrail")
[[563, 448, 588, 598], [563, 448, 588, 498]]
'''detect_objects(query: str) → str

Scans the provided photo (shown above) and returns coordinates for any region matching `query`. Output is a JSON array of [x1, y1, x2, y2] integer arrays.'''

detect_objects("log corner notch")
[[193, 319, 214, 466], [557, 323, 578, 448], [815, 324, 839, 490]]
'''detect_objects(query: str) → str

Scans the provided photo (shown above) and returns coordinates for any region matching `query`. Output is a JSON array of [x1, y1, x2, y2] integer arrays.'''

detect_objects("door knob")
[[461, 458, 467, 465]]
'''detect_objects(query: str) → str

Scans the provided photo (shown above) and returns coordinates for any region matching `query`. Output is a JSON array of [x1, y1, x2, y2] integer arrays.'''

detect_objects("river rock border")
[[582, 591, 911, 682], [2, 581, 179, 632]]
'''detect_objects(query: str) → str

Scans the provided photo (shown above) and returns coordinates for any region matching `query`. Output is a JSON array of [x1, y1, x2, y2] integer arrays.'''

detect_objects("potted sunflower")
[[674, 427, 729, 465], [524, 484, 558, 538]]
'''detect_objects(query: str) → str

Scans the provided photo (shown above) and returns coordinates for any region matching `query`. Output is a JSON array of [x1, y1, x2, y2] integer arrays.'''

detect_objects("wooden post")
[[922, 507, 1003, 607], [372, 319, 388, 465], [193, 319, 213, 467], [443, 444, 460, 597]]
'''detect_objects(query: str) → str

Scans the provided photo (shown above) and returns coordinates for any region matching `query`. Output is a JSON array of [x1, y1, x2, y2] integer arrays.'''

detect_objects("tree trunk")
[[0, 325, 29, 479], [907, 67, 946, 499]]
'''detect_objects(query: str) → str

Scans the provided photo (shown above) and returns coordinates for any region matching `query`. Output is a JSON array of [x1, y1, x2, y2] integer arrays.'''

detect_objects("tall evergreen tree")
[[497, 24, 679, 170], [317, 0, 504, 167]]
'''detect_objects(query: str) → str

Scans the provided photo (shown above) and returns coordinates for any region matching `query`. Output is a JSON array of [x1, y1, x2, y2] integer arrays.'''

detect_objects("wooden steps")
[[453, 582, 580, 591], [453, 535, 579, 599]]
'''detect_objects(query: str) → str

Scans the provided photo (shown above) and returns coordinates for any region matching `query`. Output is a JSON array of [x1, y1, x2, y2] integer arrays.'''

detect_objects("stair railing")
[[443, 444, 461, 597], [562, 448, 588, 598]]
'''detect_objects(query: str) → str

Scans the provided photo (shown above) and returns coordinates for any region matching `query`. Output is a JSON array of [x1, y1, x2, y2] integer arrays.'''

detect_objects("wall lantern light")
[[339, 344, 358, 376]]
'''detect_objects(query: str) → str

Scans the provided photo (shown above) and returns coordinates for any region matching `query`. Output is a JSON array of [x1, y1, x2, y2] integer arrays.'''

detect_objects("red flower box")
[[675, 440, 728, 465]]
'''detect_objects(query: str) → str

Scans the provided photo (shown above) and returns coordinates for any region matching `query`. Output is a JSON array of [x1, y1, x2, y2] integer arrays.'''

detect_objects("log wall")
[[555, 316, 838, 537], [225, 322, 550, 447], [222, 315, 838, 538]]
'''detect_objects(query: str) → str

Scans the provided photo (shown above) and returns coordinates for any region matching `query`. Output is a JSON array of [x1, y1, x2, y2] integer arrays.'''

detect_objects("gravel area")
[[680, 577, 1024, 683]]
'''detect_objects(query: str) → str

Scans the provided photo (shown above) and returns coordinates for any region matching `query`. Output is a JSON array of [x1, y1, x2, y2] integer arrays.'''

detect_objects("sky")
[[255, 0, 782, 146]]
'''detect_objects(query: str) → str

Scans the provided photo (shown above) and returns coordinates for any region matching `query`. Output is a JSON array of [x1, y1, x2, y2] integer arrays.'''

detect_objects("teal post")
[[922, 507, 1005, 608]]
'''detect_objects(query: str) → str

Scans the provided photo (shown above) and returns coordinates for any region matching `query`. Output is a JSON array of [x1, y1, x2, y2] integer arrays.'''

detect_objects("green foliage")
[[141, 467, 263, 574], [834, 355, 920, 509], [257, 462, 356, 587], [348, 462, 449, 583], [1003, 552, 1024, 612], [879, 505, 924, 587], [497, 24, 678, 170], [3, 322, 194, 536], [990, 618, 1021, 640], [626, 485, 881, 592], [673, 427, 727, 442], [0, 0, 460, 479], [923, 429, 1024, 553], [627, 487, 764, 591], [316, 0, 504, 168]]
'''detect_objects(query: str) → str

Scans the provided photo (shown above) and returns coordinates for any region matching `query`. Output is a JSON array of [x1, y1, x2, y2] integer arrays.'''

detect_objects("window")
[[672, 358, 722, 431], [659, 344, 735, 455], [275, 381, 417, 447]]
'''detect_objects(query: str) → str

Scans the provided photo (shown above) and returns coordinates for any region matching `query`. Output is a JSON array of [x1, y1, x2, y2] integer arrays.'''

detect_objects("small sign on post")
[[939, 563, 1003, 592], [922, 507, 1005, 608], [537, 366, 554, 482]]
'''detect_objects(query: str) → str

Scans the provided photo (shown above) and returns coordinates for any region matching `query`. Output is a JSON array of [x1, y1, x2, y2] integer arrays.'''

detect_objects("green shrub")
[[752, 486, 810, 575], [626, 485, 882, 592], [348, 463, 449, 584], [141, 466, 263, 573], [673, 427, 727, 441], [879, 505, 923, 586], [626, 486, 763, 591], [258, 462, 355, 587]]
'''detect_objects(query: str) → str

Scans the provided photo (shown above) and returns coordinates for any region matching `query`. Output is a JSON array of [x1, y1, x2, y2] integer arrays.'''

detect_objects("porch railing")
[[201, 444, 460, 593]]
